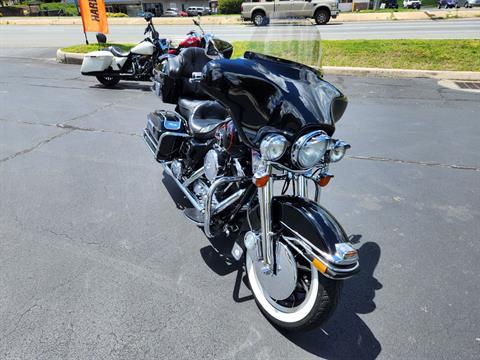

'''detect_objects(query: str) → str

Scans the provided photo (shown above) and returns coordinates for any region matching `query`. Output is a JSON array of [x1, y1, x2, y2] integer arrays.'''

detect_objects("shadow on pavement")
[[90, 82, 152, 92], [283, 241, 382, 360]]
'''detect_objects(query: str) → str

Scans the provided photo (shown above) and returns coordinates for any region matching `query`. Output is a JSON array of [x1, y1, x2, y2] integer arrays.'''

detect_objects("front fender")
[[272, 196, 359, 278], [272, 196, 348, 254]]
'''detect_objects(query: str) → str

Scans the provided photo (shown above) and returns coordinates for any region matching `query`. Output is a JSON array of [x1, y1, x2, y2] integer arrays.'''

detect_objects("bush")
[[218, 0, 243, 14], [40, 3, 79, 16], [107, 12, 128, 17]]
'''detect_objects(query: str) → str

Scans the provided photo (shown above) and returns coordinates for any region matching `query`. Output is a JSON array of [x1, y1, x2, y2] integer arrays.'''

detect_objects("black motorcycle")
[[143, 27, 359, 331]]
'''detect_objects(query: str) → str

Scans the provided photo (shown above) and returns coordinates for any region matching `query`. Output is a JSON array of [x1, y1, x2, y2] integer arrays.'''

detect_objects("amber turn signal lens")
[[318, 175, 333, 187], [254, 175, 270, 187]]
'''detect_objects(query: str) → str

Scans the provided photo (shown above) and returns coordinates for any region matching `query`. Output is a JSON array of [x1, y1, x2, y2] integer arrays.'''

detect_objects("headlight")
[[260, 134, 288, 161], [329, 140, 350, 163], [291, 130, 330, 169]]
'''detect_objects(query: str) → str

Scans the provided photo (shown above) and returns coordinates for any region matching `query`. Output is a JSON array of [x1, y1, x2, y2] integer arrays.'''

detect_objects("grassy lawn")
[[62, 43, 135, 53], [62, 39, 480, 72]]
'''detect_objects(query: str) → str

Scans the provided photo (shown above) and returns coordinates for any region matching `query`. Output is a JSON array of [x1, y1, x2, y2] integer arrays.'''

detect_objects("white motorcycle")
[[81, 13, 169, 87]]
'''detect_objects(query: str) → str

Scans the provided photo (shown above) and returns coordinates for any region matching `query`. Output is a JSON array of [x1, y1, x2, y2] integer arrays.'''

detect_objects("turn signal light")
[[254, 174, 270, 188], [318, 175, 333, 187]]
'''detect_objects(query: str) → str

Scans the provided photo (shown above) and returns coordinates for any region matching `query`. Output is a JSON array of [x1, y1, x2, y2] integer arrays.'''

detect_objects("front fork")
[[255, 164, 321, 271]]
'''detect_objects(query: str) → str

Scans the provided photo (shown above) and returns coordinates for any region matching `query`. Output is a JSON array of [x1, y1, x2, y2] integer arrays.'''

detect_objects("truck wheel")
[[252, 11, 268, 26], [314, 9, 330, 25]]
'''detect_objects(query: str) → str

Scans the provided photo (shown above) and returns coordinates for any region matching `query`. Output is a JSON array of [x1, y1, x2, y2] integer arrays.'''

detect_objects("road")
[[0, 47, 479, 359], [1, 18, 480, 49]]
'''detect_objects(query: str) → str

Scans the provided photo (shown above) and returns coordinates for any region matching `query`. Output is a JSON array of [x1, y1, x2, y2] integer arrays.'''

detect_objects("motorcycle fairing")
[[201, 52, 347, 138]]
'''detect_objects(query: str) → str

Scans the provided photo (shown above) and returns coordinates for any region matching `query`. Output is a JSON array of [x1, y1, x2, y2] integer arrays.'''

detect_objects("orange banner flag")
[[79, 0, 109, 34]]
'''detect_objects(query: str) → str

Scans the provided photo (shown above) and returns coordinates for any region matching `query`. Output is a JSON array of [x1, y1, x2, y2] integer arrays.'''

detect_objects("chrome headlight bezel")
[[260, 133, 288, 161], [291, 130, 330, 169], [328, 140, 351, 163]]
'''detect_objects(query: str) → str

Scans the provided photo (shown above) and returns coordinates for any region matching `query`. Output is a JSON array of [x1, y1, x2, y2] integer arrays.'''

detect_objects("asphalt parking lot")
[[0, 51, 479, 359]]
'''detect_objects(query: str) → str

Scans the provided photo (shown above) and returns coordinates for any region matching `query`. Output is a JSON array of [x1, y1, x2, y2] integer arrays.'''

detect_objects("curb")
[[2, 10, 480, 25], [322, 66, 480, 81], [57, 49, 480, 81], [56, 49, 84, 64]]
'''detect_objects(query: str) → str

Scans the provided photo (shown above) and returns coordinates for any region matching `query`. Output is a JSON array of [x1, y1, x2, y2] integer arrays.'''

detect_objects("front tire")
[[96, 75, 120, 87], [314, 9, 331, 25], [246, 249, 341, 331]]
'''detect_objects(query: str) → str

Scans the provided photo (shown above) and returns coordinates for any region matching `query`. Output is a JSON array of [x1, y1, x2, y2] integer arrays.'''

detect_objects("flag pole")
[[73, 0, 89, 44]]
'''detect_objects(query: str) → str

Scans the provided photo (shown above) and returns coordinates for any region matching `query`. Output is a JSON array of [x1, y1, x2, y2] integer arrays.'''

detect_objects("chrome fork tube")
[[258, 164, 274, 268], [294, 175, 308, 198]]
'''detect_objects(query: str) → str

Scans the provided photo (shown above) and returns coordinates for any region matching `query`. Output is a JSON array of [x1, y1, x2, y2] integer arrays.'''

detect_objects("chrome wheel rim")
[[246, 241, 320, 322]]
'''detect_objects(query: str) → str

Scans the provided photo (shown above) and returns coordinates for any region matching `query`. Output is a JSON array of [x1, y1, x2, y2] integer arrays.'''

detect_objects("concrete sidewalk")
[[2, 10, 480, 25]]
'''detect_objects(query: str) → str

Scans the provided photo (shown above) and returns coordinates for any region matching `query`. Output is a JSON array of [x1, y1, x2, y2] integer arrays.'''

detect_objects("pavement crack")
[[0, 129, 74, 164], [2, 303, 38, 340], [57, 123, 141, 138], [348, 155, 480, 172]]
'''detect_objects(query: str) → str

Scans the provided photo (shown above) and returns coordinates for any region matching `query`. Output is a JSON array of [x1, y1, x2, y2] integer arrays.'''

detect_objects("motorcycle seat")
[[108, 46, 130, 57], [189, 100, 229, 140], [178, 97, 206, 120]]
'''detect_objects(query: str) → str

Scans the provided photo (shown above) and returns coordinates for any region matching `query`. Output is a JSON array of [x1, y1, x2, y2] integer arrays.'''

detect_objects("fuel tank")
[[201, 52, 347, 137], [131, 41, 155, 55]]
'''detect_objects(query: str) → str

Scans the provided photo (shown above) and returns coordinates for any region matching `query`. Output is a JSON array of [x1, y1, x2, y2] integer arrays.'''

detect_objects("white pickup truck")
[[241, 0, 339, 26]]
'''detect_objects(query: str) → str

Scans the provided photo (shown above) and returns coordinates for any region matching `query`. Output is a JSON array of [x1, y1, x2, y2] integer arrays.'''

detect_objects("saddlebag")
[[143, 110, 187, 162], [80, 51, 114, 74]]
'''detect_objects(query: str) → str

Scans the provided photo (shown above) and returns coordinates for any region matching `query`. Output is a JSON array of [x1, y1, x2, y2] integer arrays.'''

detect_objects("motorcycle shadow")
[[90, 83, 152, 92], [282, 240, 382, 360]]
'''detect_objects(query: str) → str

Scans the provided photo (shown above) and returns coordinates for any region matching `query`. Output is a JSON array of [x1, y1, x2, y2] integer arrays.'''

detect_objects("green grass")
[[62, 43, 135, 53], [63, 39, 480, 72]]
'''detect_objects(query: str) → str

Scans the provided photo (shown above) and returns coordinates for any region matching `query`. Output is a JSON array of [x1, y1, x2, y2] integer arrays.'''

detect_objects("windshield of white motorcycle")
[[201, 17, 345, 136]]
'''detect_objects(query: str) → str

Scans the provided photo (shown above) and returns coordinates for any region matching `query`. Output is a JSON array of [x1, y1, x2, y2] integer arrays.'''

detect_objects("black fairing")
[[272, 196, 349, 255], [201, 52, 347, 138]]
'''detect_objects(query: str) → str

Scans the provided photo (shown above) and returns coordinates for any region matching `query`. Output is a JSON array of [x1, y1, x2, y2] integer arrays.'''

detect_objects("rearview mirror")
[[193, 19, 199, 26], [144, 12, 153, 22], [96, 33, 107, 45]]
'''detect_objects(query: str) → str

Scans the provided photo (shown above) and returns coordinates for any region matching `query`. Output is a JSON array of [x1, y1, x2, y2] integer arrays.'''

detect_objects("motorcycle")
[[143, 20, 359, 331], [80, 13, 169, 87], [152, 20, 228, 97], [166, 19, 211, 55]]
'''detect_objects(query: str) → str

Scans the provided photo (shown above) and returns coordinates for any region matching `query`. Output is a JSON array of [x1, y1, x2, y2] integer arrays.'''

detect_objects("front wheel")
[[246, 242, 341, 331], [96, 75, 120, 87]]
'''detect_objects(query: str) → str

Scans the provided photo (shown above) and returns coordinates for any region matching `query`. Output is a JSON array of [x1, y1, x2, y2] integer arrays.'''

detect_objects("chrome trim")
[[294, 175, 308, 198], [212, 189, 246, 215], [160, 162, 203, 212], [258, 164, 274, 267], [204, 176, 246, 238], [182, 166, 205, 187], [143, 129, 157, 155], [156, 131, 191, 158], [280, 221, 359, 266], [260, 134, 288, 161], [282, 236, 359, 279], [291, 130, 330, 169]]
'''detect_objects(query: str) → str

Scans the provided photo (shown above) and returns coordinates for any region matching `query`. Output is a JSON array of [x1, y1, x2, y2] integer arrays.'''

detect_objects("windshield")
[[236, 17, 322, 72], [201, 17, 345, 136]]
